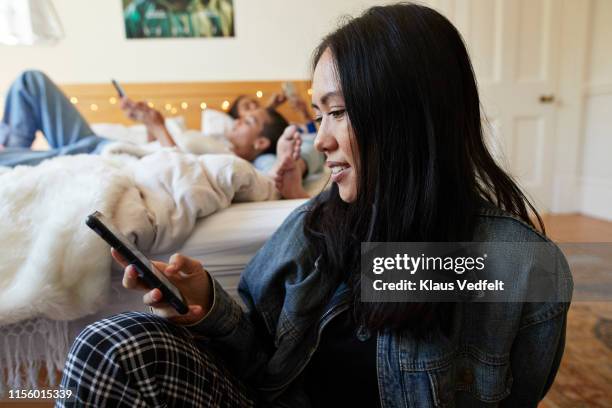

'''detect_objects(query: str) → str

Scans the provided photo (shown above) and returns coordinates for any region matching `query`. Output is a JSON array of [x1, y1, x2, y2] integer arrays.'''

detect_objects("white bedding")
[[0, 149, 278, 326]]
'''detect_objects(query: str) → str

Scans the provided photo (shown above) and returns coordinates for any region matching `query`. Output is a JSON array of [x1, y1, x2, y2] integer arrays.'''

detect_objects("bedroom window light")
[[0, 0, 64, 45]]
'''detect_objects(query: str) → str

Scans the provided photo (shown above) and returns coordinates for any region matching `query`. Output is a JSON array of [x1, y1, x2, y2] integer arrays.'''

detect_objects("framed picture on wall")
[[122, 0, 234, 39]]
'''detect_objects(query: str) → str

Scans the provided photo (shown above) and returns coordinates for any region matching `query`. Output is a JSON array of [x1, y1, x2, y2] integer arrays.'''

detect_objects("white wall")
[[0, 0, 395, 92], [580, 0, 612, 220]]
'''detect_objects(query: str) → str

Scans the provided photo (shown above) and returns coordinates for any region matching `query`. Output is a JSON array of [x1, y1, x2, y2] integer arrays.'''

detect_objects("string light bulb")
[[70, 97, 78, 104], [307, 88, 313, 96], [90, 104, 98, 111], [200, 102, 207, 110], [221, 100, 230, 110], [171, 108, 178, 114], [181, 102, 188, 109], [147, 102, 155, 108], [164, 103, 172, 111], [256, 90, 263, 98], [109, 97, 117, 105]]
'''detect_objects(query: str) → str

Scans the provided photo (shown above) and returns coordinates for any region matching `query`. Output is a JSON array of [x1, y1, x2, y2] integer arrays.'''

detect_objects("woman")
[[57, 3, 571, 407]]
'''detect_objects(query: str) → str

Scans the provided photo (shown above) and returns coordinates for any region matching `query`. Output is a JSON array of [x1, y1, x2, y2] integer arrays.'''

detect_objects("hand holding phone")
[[114, 250, 212, 324], [86, 211, 212, 323]]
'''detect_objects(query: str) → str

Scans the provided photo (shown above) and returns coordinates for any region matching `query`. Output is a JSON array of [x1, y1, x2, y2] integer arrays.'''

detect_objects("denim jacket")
[[190, 201, 573, 407]]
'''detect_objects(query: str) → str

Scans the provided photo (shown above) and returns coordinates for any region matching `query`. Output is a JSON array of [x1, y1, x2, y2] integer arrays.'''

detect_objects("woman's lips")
[[328, 162, 351, 183]]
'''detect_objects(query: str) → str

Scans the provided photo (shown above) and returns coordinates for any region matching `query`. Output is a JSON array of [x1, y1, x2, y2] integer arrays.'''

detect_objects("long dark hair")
[[304, 3, 544, 334]]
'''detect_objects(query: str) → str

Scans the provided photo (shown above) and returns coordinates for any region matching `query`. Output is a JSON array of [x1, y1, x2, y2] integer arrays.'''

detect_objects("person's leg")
[[0, 70, 99, 149], [0, 135, 106, 168], [56, 312, 255, 408]]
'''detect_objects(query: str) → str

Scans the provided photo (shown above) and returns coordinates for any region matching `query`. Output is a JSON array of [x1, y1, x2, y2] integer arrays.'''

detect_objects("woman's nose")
[[314, 126, 337, 153]]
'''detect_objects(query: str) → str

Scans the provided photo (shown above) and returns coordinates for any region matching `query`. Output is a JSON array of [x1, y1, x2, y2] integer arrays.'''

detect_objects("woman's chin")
[[338, 186, 357, 203]]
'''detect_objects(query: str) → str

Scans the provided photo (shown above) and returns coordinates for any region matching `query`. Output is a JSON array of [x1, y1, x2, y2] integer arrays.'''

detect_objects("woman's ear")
[[253, 136, 271, 152]]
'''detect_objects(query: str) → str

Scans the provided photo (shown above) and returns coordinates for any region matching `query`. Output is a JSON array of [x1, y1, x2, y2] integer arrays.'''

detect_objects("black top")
[[304, 308, 381, 407]]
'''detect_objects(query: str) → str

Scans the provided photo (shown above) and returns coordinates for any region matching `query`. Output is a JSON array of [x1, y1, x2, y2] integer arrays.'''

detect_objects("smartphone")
[[86, 211, 189, 314], [111, 79, 126, 98], [282, 81, 296, 99]]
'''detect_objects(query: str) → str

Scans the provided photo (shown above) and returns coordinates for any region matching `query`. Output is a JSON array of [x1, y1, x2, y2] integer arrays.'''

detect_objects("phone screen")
[[89, 212, 183, 301]]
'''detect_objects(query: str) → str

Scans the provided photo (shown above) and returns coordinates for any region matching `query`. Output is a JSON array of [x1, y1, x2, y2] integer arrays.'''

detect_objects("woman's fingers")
[[111, 248, 128, 268], [143, 288, 163, 305], [122, 265, 139, 289], [167, 253, 202, 276], [121, 265, 150, 291], [152, 260, 170, 275], [167, 253, 186, 271], [119, 96, 133, 109]]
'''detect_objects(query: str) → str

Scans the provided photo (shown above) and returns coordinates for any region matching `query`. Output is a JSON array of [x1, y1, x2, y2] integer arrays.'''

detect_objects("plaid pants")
[[55, 312, 255, 407]]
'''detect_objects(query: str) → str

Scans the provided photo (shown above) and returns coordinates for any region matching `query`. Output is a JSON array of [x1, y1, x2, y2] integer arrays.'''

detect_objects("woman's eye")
[[315, 116, 322, 123], [329, 109, 346, 119]]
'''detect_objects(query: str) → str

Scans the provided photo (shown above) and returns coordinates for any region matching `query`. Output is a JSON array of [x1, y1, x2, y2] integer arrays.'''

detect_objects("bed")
[[0, 80, 327, 396]]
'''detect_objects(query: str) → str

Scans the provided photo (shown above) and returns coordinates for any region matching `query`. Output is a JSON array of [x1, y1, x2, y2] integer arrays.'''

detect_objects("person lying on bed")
[[119, 93, 321, 193], [0, 71, 322, 192], [229, 90, 318, 136]]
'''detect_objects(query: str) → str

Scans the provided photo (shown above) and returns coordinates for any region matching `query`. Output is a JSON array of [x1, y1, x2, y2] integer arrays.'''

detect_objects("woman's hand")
[[119, 97, 176, 146], [287, 95, 313, 122], [119, 97, 165, 127], [112, 249, 213, 325], [266, 92, 287, 109]]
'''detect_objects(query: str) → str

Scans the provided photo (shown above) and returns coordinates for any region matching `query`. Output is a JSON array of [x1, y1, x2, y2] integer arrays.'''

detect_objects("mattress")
[[155, 198, 308, 297]]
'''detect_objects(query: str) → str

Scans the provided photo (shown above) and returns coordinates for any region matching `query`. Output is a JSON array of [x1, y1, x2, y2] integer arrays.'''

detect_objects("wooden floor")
[[2, 214, 611, 407], [539, 214, 612, 408]]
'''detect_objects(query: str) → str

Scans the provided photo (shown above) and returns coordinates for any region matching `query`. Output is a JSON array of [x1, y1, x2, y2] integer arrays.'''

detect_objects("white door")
[[426, 0, 561, 212]]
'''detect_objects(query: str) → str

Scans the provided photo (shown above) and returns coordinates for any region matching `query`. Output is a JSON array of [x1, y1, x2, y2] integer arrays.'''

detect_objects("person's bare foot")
[[270, 125, 302, 177], [274, 154, 310, 199]]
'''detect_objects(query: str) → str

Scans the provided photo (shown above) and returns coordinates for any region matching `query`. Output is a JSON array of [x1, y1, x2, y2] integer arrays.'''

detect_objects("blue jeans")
[[0, 70, 108, 167]]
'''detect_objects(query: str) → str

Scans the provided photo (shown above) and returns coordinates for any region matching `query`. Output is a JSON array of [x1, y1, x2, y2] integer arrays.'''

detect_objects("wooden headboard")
[[59, 80, 313, 130]]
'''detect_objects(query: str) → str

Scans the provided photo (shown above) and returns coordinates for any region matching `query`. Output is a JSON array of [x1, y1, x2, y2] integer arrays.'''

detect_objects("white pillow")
[[201, 109, 234, 139], [173, 130, 232, 155], [91, 116, 186, 145]]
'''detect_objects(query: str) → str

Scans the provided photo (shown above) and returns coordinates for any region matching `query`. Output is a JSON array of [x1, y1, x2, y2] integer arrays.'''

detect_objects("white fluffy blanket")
[[0, 146, 277, 325]]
